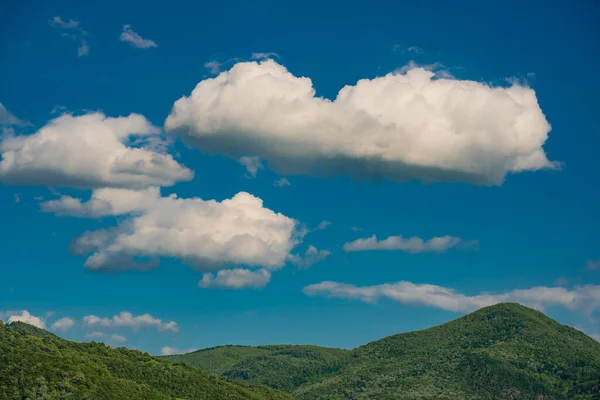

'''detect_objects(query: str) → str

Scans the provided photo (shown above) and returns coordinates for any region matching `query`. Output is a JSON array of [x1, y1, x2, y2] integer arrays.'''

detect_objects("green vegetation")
[[0, 321, 291, 400], [163, 303, 600, 399]]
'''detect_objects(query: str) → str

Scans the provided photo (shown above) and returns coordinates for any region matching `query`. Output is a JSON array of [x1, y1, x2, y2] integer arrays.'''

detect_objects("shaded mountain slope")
[[164, 303, 600, 399], [0, 321, 291, 400]]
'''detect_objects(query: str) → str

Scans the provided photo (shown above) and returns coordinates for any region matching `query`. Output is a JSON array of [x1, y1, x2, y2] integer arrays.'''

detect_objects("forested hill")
[[162, 303, 600, 399], [0, 320, 291, 400]]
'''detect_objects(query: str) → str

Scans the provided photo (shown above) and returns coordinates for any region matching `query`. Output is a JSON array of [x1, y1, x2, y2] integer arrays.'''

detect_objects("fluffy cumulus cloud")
[[304, 281, 600, 314], [68, 189, 299, 272], [199, 268, 271, 289], [344, 234, 477, 253], [120, 25, 157, 48], [0, 113, 192, 189], [50, 317, 75, 332], [3, 310, 46, 329], [82, 311, 178, 332], [165, 60, 557, 186]]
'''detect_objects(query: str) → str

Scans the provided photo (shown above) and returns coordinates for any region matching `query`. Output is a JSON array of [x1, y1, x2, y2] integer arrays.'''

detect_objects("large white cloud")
[[199, 268, 271, 289], [0, 112, 192, 189], [68, 189, 300, 272], [344, 234, 477, 253], [165, 60, 557, 185], [303, 281, 600, 314], [82, 311, 178, 332]]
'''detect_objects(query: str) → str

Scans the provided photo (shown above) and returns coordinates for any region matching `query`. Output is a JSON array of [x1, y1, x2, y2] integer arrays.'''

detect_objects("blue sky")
[[1, 0, 599, 354]]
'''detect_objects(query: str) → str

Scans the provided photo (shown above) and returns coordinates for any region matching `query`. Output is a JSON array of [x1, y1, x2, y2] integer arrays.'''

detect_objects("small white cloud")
[[407, 46, 424, 54], [51, 317, 75, 332], [304, 281, 600, 315], [251, 52, 280, 60], [161, 346, 180, 355], [238, 156, 263, 178], [199, 268, 271, 289], [82, 311, 178, 332], [120, 25, 157, 49], [13, 193, 20, 203], [317, 221, 330, 230], [273, 178, 290, 187], [204, 61, 223, 75], [587, 259, 600, 270], [50, 16, 79, 29], [85, 331, 127, 343], [6, 310, 45, 329], [289, 245, 331, 268], [351, 226, 362, 232], [344, 234, 477, 253]]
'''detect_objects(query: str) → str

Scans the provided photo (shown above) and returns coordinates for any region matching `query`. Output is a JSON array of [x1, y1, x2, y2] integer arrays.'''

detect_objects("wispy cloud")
[[273, 178, 291, 187], [82, 311, 178, 332], [304, 280, 600, 315], [0, 103, 30, 127], [50, 16, 88, 56], [204, 60, 223, 74], [407, 46, 424, 54], [251, 52, 280, 60], [344, 234, 478, 253], [587, 259, 600, 270], [289, 245, 331, 268], [120, 25, 157, 49]]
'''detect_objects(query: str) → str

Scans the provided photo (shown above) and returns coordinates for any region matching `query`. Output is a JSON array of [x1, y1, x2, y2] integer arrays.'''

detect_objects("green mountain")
[[0, 321, 291, 400], [162, 303, 600, 399]]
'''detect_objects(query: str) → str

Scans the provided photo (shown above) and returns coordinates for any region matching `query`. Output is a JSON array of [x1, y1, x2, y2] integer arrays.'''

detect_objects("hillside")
[[163, 303, 600, 399], [0, 321, 291, 400]]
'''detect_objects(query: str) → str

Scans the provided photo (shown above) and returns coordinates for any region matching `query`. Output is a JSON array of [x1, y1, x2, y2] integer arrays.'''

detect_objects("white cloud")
[[592, 334, 600, 342], [343, 234, 477, 253], [289, 245, 331, 268], [85, 331, 127, 343], [317, 221, 330, 230], [50, 16, 79, 29], [303, 281, 600, 314], [0, 103, 29, 127], [120, 25, 157, 49], [273, 177, 290, 187], [199, 268, 271, 289], [5, 310, 46, 329], [165, 60, 557, 186], [161, 346, 181, 355], [587, 259, 600, 270], [50, 16, 88, 57], [0, 113, 192, 189], [238, 156, 263, 178], [41, 187, 160, 217], [82, 311, 178, 332], [407, 46, 424, 54], [204, 61, 223, 75], [50, 317, 75, 332], [70, 190, 300, 272], [251, 52, 280, 60], [13, 193, 20, 203]]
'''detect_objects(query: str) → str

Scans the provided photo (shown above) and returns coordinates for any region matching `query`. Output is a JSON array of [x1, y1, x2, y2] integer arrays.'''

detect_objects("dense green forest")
[[0, 321, 290, 399], [162, 303, 600, 399]]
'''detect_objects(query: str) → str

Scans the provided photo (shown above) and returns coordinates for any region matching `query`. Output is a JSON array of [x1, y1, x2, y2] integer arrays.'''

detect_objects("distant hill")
[[162, 303, 600, 399], [0, 321, 291, 399]]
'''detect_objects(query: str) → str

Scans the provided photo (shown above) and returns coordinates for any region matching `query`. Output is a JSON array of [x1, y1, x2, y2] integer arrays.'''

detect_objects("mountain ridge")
[[162, 303, 600, 399]]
